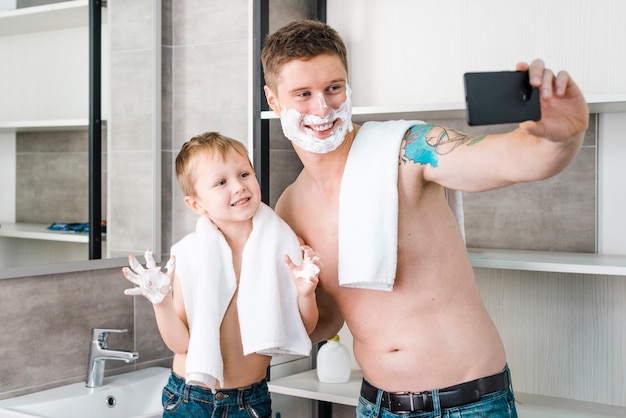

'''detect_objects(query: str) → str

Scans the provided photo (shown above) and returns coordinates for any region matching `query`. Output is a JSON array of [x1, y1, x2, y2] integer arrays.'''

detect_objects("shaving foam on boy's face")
[[279, 84, 353, 154]]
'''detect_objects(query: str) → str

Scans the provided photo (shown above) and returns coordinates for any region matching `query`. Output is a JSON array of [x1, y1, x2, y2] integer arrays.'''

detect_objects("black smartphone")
[[464, 70, 541, 126]]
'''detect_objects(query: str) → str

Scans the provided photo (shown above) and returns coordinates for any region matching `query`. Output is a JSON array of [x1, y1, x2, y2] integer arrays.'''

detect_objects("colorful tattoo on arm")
[[401, 124, 485, 167]]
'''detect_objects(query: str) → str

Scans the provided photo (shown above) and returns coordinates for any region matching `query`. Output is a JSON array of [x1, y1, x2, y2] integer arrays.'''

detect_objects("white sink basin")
[[0, 367, 169, 418]]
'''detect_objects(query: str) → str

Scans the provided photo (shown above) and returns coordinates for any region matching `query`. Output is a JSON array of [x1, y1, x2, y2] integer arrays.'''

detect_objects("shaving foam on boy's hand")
[[285, 245, 323, 285], [122, 249, 175, 304]]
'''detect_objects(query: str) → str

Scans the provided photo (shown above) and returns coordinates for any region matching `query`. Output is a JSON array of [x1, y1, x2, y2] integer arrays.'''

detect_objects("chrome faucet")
[[86, 328, 139, 388]]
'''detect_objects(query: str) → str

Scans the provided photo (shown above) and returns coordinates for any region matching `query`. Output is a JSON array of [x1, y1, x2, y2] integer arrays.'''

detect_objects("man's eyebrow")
[[285, 79, 346, 95], [283, 86, 311, 97]]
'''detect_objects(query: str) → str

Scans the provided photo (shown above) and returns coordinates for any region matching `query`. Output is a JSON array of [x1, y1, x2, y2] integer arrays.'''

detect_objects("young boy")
[[261, 20, 588, 418], [123, 131, 322, 418]]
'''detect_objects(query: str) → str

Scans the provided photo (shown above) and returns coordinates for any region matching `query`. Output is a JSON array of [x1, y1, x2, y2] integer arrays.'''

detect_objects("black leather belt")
[[360, 368, 510, 413]]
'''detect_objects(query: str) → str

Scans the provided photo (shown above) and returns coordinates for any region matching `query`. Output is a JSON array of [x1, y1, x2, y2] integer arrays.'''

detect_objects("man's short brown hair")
[[261, 20, 348, 90]]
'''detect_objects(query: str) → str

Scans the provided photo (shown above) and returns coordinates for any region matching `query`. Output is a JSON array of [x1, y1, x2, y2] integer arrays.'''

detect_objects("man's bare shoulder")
[[275, 175, 312, 230], [275, 184, 294, 219]]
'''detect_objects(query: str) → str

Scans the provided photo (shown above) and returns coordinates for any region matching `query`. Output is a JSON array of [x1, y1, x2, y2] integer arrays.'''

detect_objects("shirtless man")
[[261, 20, 588, 417]]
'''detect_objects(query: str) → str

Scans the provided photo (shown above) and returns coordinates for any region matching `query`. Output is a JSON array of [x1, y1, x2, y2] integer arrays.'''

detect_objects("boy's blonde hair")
[[261, 20, 348, 90], [175, 132, 251, 196]]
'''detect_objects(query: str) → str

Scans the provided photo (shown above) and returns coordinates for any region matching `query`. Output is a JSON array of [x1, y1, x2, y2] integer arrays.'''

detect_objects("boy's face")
[[184, 150, 261, 229], [264, 54, 352, 154]]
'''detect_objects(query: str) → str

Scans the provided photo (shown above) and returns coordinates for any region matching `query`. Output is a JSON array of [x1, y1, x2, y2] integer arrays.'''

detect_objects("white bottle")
[[316, 335, 351, 383]]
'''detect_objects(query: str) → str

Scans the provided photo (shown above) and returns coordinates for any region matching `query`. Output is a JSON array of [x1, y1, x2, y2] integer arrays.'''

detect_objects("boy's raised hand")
[[123, 249, 175, 304], [285, 245, 323, 291]]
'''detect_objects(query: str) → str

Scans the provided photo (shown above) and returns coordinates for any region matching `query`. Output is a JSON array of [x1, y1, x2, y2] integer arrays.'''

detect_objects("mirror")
[[0, 0, 161, 278]]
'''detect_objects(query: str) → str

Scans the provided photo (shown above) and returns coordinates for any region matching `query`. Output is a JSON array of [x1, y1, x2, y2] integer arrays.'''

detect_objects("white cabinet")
[[0, 1, 108, 265], [0, 1, 108, 122], [270, 356, 313, 418]]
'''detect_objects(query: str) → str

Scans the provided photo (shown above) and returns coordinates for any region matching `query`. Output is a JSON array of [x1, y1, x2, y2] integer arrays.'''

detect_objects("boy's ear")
[[264, 85, 281, 114], [184, 195, 206, 215]]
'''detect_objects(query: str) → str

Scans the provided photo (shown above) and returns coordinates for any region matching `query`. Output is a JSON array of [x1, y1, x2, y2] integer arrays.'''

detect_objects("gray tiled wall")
[[438, 115, 596, 252], [162, 0, 251, 250], [0, 267, 171, 400], [16, 128, 107, 224], [106, 0, 160, 259]]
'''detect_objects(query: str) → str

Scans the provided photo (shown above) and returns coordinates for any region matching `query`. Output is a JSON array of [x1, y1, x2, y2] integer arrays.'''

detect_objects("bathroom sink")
[[0, 367, 169, 418]]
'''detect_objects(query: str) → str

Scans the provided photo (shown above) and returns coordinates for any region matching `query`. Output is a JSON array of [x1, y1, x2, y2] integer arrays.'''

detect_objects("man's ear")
[[264, 85, 281, 115], [184, 195, 206, 215]]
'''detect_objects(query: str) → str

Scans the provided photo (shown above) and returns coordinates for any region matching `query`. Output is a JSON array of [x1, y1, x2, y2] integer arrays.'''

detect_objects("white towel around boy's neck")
[[170, 203, 311, 389], [338, 120, 465, 291]]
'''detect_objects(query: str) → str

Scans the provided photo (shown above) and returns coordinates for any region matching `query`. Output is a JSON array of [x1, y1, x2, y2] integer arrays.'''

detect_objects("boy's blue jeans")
[[161, 371, 271, 418], [357, 366, 517, 418]]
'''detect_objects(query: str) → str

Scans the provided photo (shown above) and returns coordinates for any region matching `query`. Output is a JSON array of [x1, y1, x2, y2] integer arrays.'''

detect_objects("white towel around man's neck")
[[338, 120, 465, 291], [170, 203, 311, 389]]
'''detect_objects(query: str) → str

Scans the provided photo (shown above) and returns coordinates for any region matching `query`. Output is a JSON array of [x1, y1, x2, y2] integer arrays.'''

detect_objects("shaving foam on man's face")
[[279, 84, 353, 154]]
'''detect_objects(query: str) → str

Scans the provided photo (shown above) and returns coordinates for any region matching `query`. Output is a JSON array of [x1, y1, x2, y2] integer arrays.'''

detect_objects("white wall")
[[328, 0, 626, 256], [0, 24, 109, 122], [0, 27, 89, 121], [328, 0, 626, 107], [0, 1, 15, 12]]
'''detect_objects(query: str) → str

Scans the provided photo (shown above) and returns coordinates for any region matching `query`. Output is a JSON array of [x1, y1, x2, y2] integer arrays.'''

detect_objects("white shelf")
[[268, 369, 361, 407], [0, 223, 89, 243], [268, 369, 626, 417], [468, 248, 626, 276], [261, 95, 626, 122], [0, 119, 98, 132], [0, 1, 90, 37]]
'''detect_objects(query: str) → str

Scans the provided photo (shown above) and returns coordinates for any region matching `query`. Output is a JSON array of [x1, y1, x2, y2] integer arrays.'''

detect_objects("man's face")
[[264, 54, 352, 154]]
